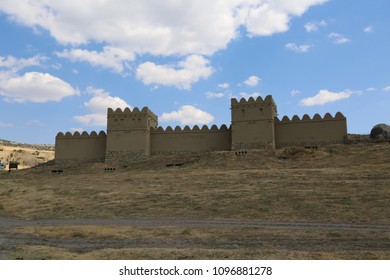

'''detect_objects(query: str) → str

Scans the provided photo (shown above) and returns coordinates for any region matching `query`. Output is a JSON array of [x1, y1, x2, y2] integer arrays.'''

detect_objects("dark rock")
[[370, 124, 390, 139]]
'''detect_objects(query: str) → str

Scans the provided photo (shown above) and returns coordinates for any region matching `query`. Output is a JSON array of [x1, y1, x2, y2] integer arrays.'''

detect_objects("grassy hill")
[[0, 138, 389, 259], [0, 139, 54, 170]]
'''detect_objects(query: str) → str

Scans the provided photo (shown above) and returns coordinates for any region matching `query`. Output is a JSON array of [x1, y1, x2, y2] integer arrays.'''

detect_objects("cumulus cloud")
[[304, 20, 327, 32], [0, 55, 78, 103], [0, 121, 14, 127], [244, 75, 261, 87], [56, 47, 134, 73], [136, 55, 213, 90], [0, 0, 327, 60], [0, 1, 328, 88], [241, 0, 327, 36], [218, 83, 230, 89], [0, 72, 79, 103], [290, 89, 301, 96], [0, 55, 47, 73], [285, 43, 312, 53], [363, 26, 373, 33], [205, 92, 225, 99], [328, 32, 350, 44], [74, 86, 131, 126], [160, 105, 214, 125], [83, 86, 130, 113], [366, 87, 377, 92], [299, 89, 352, 106], [383, 86, 390, 92]]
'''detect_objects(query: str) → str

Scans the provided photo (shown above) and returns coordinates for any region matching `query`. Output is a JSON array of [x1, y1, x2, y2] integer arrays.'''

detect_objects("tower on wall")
[[105, 107, 158, 162], [231, 95, 278, 150]]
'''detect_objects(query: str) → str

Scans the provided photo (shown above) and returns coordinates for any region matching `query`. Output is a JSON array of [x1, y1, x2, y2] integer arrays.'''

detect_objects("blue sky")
[[0, 0, 389, 144]]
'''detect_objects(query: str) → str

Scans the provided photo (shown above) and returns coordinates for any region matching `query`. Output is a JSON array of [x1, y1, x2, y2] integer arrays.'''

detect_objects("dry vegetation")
[[0, 139, 54, 170], [0, 140, 389, 259]]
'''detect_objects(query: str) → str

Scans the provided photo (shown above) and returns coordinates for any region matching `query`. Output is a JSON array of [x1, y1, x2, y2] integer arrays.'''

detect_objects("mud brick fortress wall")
[[55, 95, 347, 162]]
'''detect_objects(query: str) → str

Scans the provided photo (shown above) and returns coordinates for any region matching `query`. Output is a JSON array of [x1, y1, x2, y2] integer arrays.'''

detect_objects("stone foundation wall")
[[105, 151, 148, 163], [232, 142, 274, 151], [55, 158, 105, 166]]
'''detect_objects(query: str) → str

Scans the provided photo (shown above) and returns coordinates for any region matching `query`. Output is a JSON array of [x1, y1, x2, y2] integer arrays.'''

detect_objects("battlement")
[[56, 131, 107, 138], [231, 95, 276, 106], [55, 131, 107, 163], [107, 106, 158, 132], [107, 106, 158, 121], [151, 124, 230, 133], [275, 112, 346, 123], [55, 94, 348, 163]]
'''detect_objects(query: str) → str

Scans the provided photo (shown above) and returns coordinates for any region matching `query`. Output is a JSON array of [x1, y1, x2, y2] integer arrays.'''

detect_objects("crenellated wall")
[[231, 95, 277, 149], [106, 107, 157, 162], [150, 124, 231, 154], [274, 112, 347, 147], [55, 131, 107, 162], [54, 95, 349, 163]]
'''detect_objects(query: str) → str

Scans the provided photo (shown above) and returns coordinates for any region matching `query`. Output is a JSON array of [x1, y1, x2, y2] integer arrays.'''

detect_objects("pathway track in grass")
[[1, 217, 389, 231]]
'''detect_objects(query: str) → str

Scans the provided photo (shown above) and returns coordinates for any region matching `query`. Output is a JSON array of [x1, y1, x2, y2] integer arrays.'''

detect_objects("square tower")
[[106, 107, 158, 162], [231, 95, 277, 150]]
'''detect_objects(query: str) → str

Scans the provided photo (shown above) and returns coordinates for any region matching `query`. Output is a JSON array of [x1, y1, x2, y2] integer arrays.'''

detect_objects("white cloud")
[[205, 92, 225, 99], [0, 121, 14, 127], [73, 114, 107, 127], [304, 20, 327, 32], [241, 0, 328, 36], [160, 105, 214, 125], [56, 47, 134, 73], [299, 89, 352, 106], [0, 55, 76, 103], [51, 63, 62, 70], [363, 26, 373, 33], [26, 120, 45, 126], [383, 86, 390, 92], [0, 0, 327, 59], [218, 83, 229, 89], [366, 87, 377, 92], [285, 43, 312, 53], [328, 32, 350, 44], [74, 86, 131, 126], [290, 89, 301, 96], [244, 75, 261, 87], [239, 92, 261, 99], [0, 72, 79, 103], [0, 55, 47, 73], [136, 55, 213, 90], [84, 86, 130, 113]]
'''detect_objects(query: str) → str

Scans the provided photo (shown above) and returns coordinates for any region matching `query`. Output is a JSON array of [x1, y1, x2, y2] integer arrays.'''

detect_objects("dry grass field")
[[0, 140, 389, 259]]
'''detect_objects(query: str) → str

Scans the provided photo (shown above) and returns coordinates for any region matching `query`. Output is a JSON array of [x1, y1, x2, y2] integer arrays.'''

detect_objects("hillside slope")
[[0, 139, 54, 170]]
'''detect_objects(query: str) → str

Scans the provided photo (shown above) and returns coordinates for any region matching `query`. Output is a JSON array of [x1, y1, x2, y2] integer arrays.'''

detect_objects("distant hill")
[[0, 139, 54, 151], [0, 139, 54, 170]]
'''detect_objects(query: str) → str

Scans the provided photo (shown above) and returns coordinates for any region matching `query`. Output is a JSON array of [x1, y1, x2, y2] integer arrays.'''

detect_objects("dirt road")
[[1, 217, 389, 231], [1, 217, 389, 259]]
